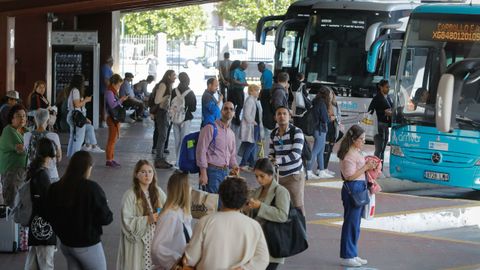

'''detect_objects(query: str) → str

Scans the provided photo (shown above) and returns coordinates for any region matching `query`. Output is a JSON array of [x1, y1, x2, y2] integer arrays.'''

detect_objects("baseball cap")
[[6, 90, 19, 100]]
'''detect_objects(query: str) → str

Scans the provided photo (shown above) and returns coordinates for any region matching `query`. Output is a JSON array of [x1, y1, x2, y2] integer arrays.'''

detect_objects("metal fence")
[[120, 35, 157, 60]]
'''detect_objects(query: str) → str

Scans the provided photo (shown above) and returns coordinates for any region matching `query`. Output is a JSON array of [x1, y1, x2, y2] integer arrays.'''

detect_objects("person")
[[120, 72, 145, 121], [171, 72, 196, 165], [246, 158, 290, 270], [259, 63, 275, 151], [367, 79, 392, 163], [201, 78, 222, 127], [152, 70, 176, 169], [306, 87, 332, 179], [271, 72, 290, 111], [117, 160, 167, 270], [0, 90, 20, 135], [324, 88, 342, 175], [24, 138, 57, 270], [258, 62, 273, 94], [66, 74, 104, 157], [412, 87, 429, 110], [239, 84, 263, 170], [27, 81, 57, 131], [147, 56, 158, 79], [100, 56, 114, 127], [196, 101, 238, 193], [269, 106, 306, 214], [24, 108, 62, 182], [0, 104, 27, 207], [218, 52, 231, 103], [230, 61, 248, 126], [46, 151, 113, 270], [184, 177, 269, 270], [291, 73, 311, 116], [337, 124, 377, 267], [134, 75, 155, 101], [151, 172, 192, 270], [105, 74, 128, 168]]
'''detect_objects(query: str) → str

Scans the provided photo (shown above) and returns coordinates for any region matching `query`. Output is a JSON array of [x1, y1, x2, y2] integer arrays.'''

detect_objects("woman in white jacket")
[[239, 84, 264, 170], [151, 171, 192, 270], [117, 160, 167, 270]]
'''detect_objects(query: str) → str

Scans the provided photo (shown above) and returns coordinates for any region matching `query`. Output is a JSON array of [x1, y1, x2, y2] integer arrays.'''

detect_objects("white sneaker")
[[340, 258, 362, 267], [100, 121, 107, 128], [318, 170, 334, 178], [354, 257, 368, 265], [307, 170, 320, 179], [326, 169, 336, 176], [81, 145, 92, 151], [90, 146, 105, 153]]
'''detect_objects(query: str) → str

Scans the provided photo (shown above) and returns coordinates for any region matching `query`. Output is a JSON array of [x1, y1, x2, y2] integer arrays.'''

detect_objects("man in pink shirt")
[[196, 102, 239, 193]]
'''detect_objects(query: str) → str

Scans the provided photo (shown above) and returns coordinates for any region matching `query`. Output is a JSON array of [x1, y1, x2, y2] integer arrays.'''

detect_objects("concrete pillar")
[[156, 33, 167, 79], [111, 11, 121, 73], [6, 17, 15, 93], [46, 21, 52, 104]]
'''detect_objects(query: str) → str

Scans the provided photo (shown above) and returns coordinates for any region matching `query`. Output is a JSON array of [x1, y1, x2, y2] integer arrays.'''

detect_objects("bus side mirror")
[[366, 40, 384, 73], [436, 74, 455, 133]]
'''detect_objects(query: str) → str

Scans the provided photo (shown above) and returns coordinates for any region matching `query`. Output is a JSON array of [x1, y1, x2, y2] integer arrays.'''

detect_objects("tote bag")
[[190, 186, 219, 219]]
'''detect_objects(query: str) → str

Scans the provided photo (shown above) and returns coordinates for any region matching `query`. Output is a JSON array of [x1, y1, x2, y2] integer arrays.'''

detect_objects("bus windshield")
[[395, 16, 480, 131], [304, 12, 386, 97]]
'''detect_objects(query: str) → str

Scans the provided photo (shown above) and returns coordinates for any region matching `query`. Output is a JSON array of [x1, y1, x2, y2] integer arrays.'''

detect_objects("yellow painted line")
[[306, 179, 478, 204], [442, 264, 480, 270], [311, 218, 480, 247]]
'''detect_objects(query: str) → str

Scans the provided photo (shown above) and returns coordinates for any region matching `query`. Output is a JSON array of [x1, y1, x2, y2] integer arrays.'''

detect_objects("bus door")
[[274, 18, 308, 79]]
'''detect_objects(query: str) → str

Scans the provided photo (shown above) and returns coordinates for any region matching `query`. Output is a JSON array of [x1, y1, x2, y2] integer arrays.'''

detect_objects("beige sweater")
[[185, 211, 269, 270]]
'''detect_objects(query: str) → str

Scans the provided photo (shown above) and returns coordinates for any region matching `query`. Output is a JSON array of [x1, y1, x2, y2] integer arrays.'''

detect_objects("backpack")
[[169, 88, 192, 125], [179, 123, 218, 174], [270, 126, 312, 161], [148, 83, 160, 114], [27, 130, 49, 163], [13, 178, 33, 226], [260, 90, 275, 130], [293, 108, 317, 136]]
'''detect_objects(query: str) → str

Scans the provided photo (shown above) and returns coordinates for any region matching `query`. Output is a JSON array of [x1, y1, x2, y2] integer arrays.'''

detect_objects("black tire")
[[12, 241, 17, 253]]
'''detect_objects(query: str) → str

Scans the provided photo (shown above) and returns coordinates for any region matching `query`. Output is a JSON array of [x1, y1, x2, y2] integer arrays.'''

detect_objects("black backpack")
[[293, 108, 317, 137], [270, 126, 312, 161]]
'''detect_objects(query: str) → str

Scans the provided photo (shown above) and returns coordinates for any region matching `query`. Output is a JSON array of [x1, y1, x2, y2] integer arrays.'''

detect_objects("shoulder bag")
[[262, 192, 309, 258], [343, 182, 370, 207]]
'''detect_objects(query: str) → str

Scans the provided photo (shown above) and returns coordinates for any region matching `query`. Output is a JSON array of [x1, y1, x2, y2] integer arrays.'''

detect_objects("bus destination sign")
[[424, 22, 480, 42]]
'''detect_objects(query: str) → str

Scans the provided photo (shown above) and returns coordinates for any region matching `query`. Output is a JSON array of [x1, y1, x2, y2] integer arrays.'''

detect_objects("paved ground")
[[1, 106, 480, 270]]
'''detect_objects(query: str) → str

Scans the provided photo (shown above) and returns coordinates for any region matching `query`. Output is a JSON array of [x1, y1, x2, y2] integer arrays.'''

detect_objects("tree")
[[217, 0, 295, 33], [122, 6, 207, 40]]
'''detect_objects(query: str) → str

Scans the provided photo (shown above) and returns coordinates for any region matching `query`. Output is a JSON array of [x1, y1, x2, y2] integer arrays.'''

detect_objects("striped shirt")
[[269, 124, 304, 177]]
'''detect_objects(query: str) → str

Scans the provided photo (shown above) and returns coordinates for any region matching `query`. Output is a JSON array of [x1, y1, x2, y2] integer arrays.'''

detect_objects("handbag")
[[190, 186, 219, 219], [343, 182, 370, 207], [362, 193, 376, 220], [108, 105, 126, 122], [71, 110, 87, 128], [262, 190, 308, 258]]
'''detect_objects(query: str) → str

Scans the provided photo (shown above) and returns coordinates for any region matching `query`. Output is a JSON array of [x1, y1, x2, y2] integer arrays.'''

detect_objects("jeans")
[[24, 245, 55, 270], [374, 122, 390, 163], [60, 242, 106, 270], [67, 110, 97, 158], [340, 181, 365, 259], [206, 166, 228, 194], [240, 126, 260, 167], [173, 120, 191, 164], [155, 109, 169, 162], [307, 130, 327, 171]]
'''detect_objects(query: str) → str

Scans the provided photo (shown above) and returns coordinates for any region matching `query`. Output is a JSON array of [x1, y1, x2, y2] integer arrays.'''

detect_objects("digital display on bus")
[[419, 20, 480, 42], [319, 17, 366, 30]]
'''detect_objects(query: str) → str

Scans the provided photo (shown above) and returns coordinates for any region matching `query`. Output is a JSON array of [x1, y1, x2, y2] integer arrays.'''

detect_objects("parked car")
[[167, 54, 201, 68], [203, 49, 248, 68]]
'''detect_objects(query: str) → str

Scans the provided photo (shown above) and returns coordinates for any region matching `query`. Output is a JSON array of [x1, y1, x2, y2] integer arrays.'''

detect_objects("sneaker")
[[354, 257, 368, 265], [307, 170, 320, 180], [155, 160, 173, 169], [81, 145, 92, 151], [111, 160, 121, 167], [100, 121, 107, 128], [106, 160, 120, 168], [164, 149, 170, 154], [326, 169, 336, 176], [340, 258, 362, 267], [151, 149, 157, 154], [318, 170, 334, 178], [90, 146, 105, 153], [240, 166, 252, 172]]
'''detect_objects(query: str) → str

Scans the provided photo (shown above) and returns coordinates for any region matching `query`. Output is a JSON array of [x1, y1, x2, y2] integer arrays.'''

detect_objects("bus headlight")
[[391, 146, 404, 157]]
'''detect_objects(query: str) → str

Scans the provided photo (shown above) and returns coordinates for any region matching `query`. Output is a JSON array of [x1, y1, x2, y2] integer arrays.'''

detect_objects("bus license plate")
[[424, 171, 449, 181]]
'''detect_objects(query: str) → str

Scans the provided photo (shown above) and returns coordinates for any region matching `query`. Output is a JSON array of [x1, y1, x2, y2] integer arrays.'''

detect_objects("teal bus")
[[385, 3, 480, 189]]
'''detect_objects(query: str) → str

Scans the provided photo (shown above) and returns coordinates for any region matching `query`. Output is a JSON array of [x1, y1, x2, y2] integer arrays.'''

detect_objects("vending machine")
[[51, 31, 100, 128]]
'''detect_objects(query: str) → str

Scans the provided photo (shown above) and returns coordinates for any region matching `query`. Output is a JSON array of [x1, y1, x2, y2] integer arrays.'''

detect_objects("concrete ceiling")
[[1, 0, 220, 16]]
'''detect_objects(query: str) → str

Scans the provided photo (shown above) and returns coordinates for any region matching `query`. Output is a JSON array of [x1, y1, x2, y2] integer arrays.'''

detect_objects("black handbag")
[[109, 105, 126, 122], [343, 182, 370, 207], [71, 110, 87, 128], [262, 196, 309, 258]]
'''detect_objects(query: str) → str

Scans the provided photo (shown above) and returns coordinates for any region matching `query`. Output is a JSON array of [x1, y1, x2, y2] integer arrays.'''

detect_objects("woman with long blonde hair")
[[151, 171, 192, 270], [117, 160, 167, 270]]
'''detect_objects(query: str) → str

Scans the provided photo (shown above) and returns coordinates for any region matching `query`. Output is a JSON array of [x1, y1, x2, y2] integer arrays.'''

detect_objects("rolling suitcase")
[[0, 204, 19, 253]]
